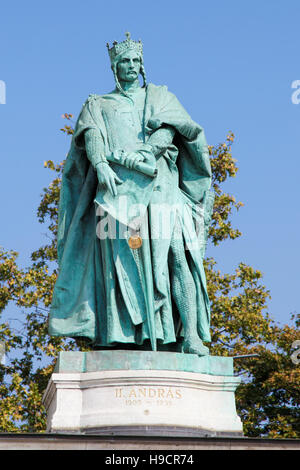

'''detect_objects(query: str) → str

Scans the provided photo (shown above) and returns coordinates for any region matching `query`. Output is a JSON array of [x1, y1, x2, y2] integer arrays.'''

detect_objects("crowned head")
[[107, 32, 146, 94], [107, 32, 143, 67]]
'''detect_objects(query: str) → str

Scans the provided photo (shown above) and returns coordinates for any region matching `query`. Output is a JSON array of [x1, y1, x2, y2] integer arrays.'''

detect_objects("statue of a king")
[[48, 33, 214, 356]]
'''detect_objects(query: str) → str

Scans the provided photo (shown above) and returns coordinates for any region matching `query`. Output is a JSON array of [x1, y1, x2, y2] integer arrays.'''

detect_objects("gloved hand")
[[96, 162, 123, 197], [118, 144, 154, 169], [123, 151, 145, 169]]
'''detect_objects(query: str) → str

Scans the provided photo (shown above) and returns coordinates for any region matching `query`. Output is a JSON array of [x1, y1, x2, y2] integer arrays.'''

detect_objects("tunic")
[[49, 83, 214, 348]]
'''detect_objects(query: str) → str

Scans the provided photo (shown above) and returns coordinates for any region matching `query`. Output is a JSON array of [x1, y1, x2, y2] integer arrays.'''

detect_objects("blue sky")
[[0, 0, 299, 326]]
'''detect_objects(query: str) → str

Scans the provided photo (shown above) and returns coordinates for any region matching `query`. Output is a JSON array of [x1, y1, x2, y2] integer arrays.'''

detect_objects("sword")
[[129, 222, 157, 352], [141, 234, 157, 351]]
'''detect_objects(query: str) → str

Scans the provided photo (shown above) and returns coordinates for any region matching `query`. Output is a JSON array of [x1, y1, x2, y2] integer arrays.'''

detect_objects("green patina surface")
[[54, 351, 234, 376], [48, 33, 215, 359]]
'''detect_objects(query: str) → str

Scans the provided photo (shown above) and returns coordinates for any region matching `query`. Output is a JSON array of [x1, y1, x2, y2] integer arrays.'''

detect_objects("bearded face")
[[116, 50, 141, 83]]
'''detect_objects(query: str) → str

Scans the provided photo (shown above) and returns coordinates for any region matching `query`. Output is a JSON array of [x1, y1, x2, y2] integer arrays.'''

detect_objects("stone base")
[[43, 351, 243, 436]]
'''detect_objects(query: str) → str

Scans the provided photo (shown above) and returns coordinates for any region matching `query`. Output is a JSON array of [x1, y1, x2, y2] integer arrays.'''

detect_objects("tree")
[[0, 116, 299, 436]]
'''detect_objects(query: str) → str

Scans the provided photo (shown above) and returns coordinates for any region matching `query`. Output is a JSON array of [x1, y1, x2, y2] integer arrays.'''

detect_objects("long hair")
[[140, 61, 147, 88]]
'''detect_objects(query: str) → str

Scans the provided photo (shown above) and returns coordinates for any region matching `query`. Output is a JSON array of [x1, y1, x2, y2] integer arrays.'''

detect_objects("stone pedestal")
[[43, 351, 243, 437]]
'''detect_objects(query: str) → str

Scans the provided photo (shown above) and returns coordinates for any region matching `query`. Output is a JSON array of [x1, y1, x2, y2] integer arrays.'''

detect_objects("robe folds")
[[49, 83, 215, 347]]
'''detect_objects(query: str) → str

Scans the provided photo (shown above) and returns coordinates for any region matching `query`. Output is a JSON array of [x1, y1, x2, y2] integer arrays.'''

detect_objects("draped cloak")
[[48, 83, 214, 347]]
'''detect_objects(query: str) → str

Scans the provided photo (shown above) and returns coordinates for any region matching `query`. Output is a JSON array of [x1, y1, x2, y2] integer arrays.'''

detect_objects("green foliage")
[[0, 123, 299, 436], [208, 132, 243, 245]]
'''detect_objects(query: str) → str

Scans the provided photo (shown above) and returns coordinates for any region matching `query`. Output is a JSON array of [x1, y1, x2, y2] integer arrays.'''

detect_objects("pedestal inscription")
[[43, 351, 243, 437], [115, 385, 183, 415]]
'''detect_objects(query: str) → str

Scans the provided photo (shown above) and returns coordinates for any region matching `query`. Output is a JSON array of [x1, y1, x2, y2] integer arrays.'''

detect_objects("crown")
[[106, 32, 143, 65]]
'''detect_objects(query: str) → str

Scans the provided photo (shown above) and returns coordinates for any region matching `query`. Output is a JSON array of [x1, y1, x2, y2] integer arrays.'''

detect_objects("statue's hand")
[[123, 151, 145, 169], [96, 162, 123, 197]]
